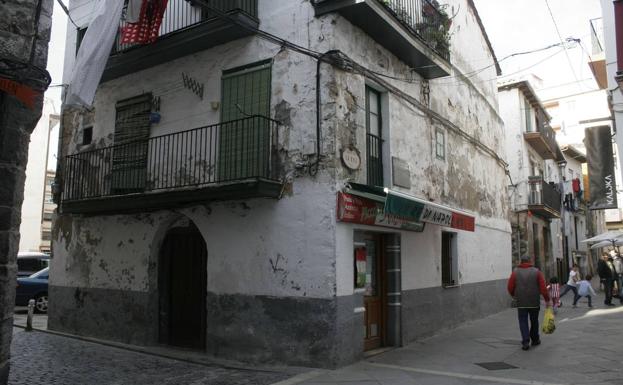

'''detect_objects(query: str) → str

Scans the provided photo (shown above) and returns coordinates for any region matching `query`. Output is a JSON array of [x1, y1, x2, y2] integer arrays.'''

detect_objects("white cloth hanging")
[[65, 0, 124, 107], [126, 0, 143, 23]]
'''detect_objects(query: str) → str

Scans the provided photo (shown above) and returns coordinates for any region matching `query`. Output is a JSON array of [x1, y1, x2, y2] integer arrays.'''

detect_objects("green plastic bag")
[[541, 307, 555, 334]]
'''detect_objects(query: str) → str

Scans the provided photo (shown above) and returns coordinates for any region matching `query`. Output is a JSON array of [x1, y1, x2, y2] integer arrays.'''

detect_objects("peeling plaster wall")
[[325, 0, 511, 291], [55, 0, 514, 366], [52, 179, 337, 298]]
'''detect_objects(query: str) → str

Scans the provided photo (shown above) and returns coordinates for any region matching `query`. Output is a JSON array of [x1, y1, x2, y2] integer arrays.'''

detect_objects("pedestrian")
[[507, 255, 551, 351], [558, 264, 579, 304], [573, 274, 596, 308], [598, 252, 616, 306], [612, 254, 623, 304], [547, 277, 561, 313]]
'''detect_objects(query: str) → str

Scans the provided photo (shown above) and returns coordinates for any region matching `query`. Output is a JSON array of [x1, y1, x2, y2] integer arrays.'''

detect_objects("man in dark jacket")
[[598, 252, 616, 306], [508, 255, 550, 350]]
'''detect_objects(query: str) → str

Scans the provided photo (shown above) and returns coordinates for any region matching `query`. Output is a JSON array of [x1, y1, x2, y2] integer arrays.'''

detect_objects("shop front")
[[337, 183, 475, 352]]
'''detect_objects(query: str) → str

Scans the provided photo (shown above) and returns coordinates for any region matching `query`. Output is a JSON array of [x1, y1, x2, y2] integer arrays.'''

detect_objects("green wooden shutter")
[[219, 61, 271, 180], [111, 93, 152, 193]]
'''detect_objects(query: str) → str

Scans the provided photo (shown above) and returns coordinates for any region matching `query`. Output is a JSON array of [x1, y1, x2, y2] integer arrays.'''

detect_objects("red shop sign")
[[337, 192, 425, 232]]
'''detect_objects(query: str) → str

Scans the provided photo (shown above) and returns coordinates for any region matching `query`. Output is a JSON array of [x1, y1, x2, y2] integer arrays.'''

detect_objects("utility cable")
[[544, 0, 581, 85], [159, 1, 511, 174], [55, 0, 80, 29]]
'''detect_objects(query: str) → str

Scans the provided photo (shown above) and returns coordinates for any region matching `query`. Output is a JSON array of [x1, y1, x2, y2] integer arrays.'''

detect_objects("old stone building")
[[0, 0, 53, 381], [498, 80, 566, 279], [51, 0, 511, 367]]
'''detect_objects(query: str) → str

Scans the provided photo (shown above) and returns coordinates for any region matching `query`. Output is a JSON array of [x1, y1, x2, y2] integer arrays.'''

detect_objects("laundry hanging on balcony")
[[65, 0, 124, 106], [121, 0, 170, 45]]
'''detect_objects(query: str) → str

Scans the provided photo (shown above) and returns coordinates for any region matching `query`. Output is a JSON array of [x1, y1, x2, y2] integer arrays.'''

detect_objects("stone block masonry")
[[0, 0, 53, 382]]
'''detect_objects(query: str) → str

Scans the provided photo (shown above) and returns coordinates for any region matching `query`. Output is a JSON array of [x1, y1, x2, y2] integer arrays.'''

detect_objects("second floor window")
[[524, 97, 533, 133], [435, 129, 445, 160], [219, 60, 272, 180], [366, 87, 383, 186]]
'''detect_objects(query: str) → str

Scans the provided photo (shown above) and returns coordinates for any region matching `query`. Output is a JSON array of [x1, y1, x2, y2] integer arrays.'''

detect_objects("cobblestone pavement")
[[8, 328, 292, 385]]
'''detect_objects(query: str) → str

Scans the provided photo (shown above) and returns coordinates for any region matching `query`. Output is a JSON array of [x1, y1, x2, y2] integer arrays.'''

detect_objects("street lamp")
[[557, 159, 568, 280]]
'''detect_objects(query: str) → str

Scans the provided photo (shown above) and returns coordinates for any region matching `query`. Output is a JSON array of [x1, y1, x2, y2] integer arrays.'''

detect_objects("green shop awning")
[[345, 183, 475, 232]]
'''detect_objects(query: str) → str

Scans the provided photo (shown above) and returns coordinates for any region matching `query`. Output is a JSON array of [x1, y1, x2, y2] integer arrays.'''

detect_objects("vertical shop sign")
[[585, 126, 617, 209]]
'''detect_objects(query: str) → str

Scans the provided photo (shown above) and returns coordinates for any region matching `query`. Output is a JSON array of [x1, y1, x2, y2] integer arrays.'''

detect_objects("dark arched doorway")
[[158, 223, 206, 350]]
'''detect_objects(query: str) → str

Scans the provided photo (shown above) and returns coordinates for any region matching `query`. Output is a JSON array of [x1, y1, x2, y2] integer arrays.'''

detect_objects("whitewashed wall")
[[58, 0, 511, 298], [19, 98, 58, 252]]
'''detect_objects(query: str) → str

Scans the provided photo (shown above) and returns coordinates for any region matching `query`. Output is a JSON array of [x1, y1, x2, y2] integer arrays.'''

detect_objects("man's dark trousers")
[[603, 279, 614, 304], [517, 308, 540, 346]]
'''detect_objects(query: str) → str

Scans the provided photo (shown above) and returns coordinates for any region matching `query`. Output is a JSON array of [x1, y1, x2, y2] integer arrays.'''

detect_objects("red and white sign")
[[337, 192, 425, 232]]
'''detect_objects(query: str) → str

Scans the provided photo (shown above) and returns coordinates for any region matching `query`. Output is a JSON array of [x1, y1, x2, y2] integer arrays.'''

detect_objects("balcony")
[[102, 0, 259, 82], [313, 0, 451, 79], [528, 177, 561, 218], [61, 116, 282, 214], [523, 111, 559, 160]]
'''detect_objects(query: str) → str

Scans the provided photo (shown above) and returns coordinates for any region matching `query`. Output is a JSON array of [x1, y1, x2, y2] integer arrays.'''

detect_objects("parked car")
[[17, 252, 49, 277], [15, 267, 48, 313]]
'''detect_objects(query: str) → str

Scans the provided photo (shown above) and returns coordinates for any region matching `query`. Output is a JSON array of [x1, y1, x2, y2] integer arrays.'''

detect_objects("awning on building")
[[345, 183, 475, 232]]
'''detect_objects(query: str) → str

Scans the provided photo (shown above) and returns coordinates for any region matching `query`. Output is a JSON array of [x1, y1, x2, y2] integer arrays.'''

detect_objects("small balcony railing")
[[112, 0, 258, 54], [378, 0, 451, 60], [528, 177, 561, 216], [62, 116, 279, 202], [367, 133, 384, 187], [524, 109, 558, 159]]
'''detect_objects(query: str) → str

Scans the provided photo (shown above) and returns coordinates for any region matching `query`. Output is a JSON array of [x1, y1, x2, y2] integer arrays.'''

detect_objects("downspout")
[[311, 50, 341, 176], [614, 0, 623, 85]]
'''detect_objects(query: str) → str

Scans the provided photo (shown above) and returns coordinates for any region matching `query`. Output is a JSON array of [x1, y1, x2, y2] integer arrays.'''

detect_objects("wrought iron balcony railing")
[[378, 0, 451, 60], [366, 133, 384, 187], [112, 0, 259, 54], [62, 116, 279, 202], [528, 177, 561, 215]]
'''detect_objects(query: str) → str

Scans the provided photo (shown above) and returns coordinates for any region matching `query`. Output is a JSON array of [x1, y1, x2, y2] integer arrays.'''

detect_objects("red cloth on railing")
[[121, 0, 169, 45], [572, 178, 581, 193]]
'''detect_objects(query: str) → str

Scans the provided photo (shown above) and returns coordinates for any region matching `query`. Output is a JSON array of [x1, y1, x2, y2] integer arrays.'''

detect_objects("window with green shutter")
[[219, 60, 271, 180], [111, 93, 152, 193]]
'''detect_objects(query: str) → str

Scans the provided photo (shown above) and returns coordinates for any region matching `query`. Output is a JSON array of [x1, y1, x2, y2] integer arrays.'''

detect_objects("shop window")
[[442, 232, 457, 287], [435, 128, 445, 160]]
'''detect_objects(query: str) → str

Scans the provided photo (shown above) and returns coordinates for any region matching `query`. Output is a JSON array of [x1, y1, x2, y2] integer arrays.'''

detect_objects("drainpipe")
[[615, 0, 623, 87]]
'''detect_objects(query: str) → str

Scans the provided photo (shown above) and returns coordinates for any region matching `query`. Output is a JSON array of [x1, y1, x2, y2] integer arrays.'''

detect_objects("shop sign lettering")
[[337, 192, 424, 232]]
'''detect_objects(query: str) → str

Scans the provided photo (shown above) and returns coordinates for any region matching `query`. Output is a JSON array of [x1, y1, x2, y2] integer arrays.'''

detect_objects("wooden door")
[[159, 225, 207, 350], [363, 235, 385, 351]]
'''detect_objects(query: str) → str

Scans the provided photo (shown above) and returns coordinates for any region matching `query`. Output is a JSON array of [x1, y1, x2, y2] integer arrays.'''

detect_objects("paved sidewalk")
[[8, 328, 293, 385], [8, 290, 623, 384], [285, 291, 623, 385], [12, 306, 48, 329]]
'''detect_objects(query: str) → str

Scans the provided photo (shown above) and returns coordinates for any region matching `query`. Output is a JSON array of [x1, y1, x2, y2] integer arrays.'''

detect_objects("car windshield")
[[29, 267, 49, 279]]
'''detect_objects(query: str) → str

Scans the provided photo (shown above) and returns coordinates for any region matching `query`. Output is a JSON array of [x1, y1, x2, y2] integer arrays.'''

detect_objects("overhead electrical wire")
[[544, 0, 582, 86], [188, 0, 517, 175], [55, 0, 79, 29]]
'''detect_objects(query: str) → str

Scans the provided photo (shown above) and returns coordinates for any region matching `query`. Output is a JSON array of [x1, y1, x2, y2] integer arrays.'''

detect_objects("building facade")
[[498, 80, 564, 279], [19, 98, 58, 253], [52, 0, 511, 367]]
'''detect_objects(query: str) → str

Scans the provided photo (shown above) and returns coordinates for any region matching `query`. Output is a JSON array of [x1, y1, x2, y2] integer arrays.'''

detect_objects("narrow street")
[[9, 289, 623, 385]]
